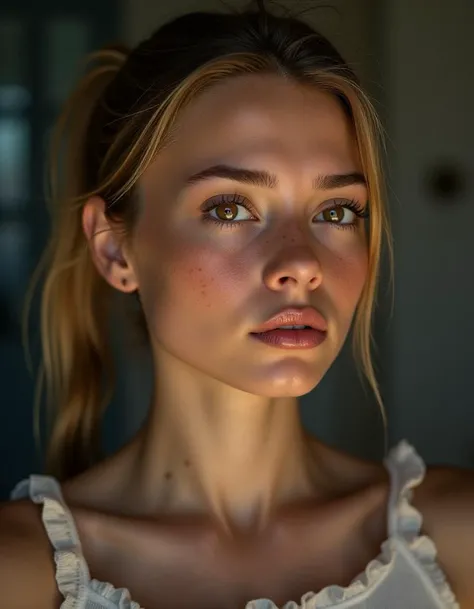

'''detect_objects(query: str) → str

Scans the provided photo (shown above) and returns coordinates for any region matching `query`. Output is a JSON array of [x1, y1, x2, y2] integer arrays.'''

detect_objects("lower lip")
[[250, 328, 327, 349]]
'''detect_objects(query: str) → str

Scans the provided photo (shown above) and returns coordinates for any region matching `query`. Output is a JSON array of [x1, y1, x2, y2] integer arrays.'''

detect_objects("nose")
[[263, 246, 322, 293]]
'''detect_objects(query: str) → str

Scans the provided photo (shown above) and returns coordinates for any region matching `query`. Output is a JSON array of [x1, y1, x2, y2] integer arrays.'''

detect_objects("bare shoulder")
[[310, 438, 388, 492], [0, 499, 60, 608], [413, 464, 474, 607]]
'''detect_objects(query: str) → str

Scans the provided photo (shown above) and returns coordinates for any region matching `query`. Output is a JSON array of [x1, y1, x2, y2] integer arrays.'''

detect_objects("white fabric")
[[11, 441, 460, 609]]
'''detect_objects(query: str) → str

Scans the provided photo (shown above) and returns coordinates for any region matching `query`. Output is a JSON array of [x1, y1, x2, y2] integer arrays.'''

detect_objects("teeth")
[[278, 325, 307, 330]]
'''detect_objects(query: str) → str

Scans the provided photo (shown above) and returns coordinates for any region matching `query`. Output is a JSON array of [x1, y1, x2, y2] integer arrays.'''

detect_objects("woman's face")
[[129, 73, 369, 397]]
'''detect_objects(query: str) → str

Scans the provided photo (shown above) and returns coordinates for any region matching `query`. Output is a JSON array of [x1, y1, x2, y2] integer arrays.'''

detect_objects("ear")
[[82, 196, 138, 293]]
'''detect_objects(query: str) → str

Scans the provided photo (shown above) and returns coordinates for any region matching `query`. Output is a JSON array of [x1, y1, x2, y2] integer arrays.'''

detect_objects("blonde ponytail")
[[29, 47, 129, 480]]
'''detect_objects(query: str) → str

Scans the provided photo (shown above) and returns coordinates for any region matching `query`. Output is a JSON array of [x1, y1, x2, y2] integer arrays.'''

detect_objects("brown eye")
[[205, 198, 256, 224], [314, 199, 368, 228], [322, 207, 345, 223], [215, 202, 238, 221]]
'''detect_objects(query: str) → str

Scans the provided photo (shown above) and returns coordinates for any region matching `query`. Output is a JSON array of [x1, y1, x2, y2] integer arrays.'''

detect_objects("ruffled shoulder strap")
[[384, 440, 426, 539], [383, 441, 460, 609], [11, 475, 90, 607]]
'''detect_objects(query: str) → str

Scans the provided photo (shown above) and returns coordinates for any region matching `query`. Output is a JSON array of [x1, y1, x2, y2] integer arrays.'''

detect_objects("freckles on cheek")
[[172, 248, 248, 311], [185, 265, 215, 309]]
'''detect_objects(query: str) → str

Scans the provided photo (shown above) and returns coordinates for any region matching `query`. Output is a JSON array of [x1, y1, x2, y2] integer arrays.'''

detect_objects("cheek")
[[179, 253, 231, 310], [334, 253, 368, 303], [139, 231, 252, 317], [320, 231, 369, 309], [182, 250, 259, 319]]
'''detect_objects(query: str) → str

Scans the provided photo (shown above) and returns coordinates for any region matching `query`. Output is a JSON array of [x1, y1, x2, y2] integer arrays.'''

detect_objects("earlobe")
[[82, 196, 138, 293]]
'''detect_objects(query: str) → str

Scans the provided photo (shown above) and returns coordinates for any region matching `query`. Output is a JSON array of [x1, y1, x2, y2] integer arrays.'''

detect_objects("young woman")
[[0, 3, 472, 609]]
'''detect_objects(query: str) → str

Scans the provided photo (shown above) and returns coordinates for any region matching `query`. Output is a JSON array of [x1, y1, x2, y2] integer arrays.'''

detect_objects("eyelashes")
[[313, 198, 369, 229], [200, 194, 369, 231]]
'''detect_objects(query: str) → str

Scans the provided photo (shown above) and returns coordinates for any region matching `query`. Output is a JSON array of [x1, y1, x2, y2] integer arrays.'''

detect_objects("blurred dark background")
[[0, 0, 473, 499]]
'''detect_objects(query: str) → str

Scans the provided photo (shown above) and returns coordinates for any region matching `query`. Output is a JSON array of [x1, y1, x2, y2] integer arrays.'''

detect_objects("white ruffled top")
[[11, 441, 460, 609]]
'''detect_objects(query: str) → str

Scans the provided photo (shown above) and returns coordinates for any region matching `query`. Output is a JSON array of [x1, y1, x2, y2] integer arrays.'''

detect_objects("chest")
[[76, 493, 388, 609]]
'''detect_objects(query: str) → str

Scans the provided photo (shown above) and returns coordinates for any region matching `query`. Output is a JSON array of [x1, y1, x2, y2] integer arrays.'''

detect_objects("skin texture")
[[1, 74, 474, 609]]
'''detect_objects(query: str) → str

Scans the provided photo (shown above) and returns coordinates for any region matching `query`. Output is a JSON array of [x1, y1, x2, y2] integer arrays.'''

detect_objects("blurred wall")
[[0, 0, 119, 498], [383, 0, 474, 465]]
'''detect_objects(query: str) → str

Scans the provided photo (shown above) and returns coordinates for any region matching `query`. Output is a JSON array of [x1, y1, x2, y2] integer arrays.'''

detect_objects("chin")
[[259, 377, 322, 398], [237, 359, 328, 398]]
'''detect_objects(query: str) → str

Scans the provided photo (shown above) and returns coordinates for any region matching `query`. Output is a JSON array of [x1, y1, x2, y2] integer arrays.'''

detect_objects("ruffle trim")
[[12, 476, 91, 607], [89, 580, 142, 609], [11, 441, 460, 609], [387, 442, 458, 608], [246, 441, 460, 609], [11, 475, 143, 609]]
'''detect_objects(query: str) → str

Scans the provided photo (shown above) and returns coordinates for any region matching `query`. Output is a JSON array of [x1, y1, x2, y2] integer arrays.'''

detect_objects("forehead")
[[147, 73, 360, 184]]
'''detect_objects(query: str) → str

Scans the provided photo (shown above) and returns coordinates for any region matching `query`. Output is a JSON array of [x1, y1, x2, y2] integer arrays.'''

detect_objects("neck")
[[129, 351, 316, 531]]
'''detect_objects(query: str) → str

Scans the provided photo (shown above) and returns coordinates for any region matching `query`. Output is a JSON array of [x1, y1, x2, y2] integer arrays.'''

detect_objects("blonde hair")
[[27, 9, 391, 480]]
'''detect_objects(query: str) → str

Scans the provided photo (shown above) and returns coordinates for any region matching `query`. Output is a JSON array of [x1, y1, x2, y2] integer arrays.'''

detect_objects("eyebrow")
[[184, 164, 366, 190]]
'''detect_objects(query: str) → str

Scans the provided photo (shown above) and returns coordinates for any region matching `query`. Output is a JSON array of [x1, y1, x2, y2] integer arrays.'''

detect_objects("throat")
[[127, 395, 315, 531]]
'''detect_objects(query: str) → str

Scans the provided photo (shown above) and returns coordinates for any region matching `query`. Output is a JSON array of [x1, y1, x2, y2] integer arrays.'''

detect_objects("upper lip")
[[251, 307, 328, 333]]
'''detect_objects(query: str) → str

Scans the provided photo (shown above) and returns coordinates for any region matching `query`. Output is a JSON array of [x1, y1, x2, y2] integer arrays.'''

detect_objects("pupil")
[[324, 207, 342, 222], [217, 202, 238, 221]]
